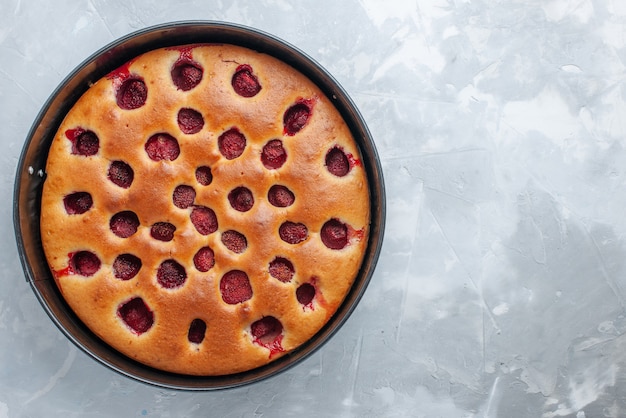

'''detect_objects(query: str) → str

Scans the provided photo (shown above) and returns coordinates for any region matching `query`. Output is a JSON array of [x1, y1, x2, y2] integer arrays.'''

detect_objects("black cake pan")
[[13, 21, 385, 390]]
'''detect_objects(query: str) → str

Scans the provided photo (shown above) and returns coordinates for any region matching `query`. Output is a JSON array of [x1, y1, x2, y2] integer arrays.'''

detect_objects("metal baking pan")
[[13, 21, 385, 390]]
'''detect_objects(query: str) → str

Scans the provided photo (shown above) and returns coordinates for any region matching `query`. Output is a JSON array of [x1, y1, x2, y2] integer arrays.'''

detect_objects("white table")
[[2, 0, 626, 416]]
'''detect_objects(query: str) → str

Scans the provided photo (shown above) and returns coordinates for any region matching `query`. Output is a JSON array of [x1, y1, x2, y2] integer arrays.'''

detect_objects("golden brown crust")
[[40, 44, 370, 376]]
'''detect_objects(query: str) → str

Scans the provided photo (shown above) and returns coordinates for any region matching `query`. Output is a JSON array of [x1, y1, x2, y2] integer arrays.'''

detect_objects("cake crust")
[[40, 44, 370, 376]]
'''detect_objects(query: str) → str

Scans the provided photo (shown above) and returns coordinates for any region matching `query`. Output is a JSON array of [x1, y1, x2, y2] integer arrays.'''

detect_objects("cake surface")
[[40, 43, 370, 376]]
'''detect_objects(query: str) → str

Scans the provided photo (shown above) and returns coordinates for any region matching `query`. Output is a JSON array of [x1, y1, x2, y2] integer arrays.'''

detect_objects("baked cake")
[[40, 43, 370, 376]]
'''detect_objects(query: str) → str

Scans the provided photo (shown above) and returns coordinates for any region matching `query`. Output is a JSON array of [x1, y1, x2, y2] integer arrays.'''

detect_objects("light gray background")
[[2, 0, 626, 417]]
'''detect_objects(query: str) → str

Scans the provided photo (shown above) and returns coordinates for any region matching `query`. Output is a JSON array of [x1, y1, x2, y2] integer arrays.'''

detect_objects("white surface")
[[2, 0, 626, 416]]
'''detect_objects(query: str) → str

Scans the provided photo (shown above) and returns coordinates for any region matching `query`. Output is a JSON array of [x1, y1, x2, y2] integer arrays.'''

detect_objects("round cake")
[[40, 43, 370, 376]]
